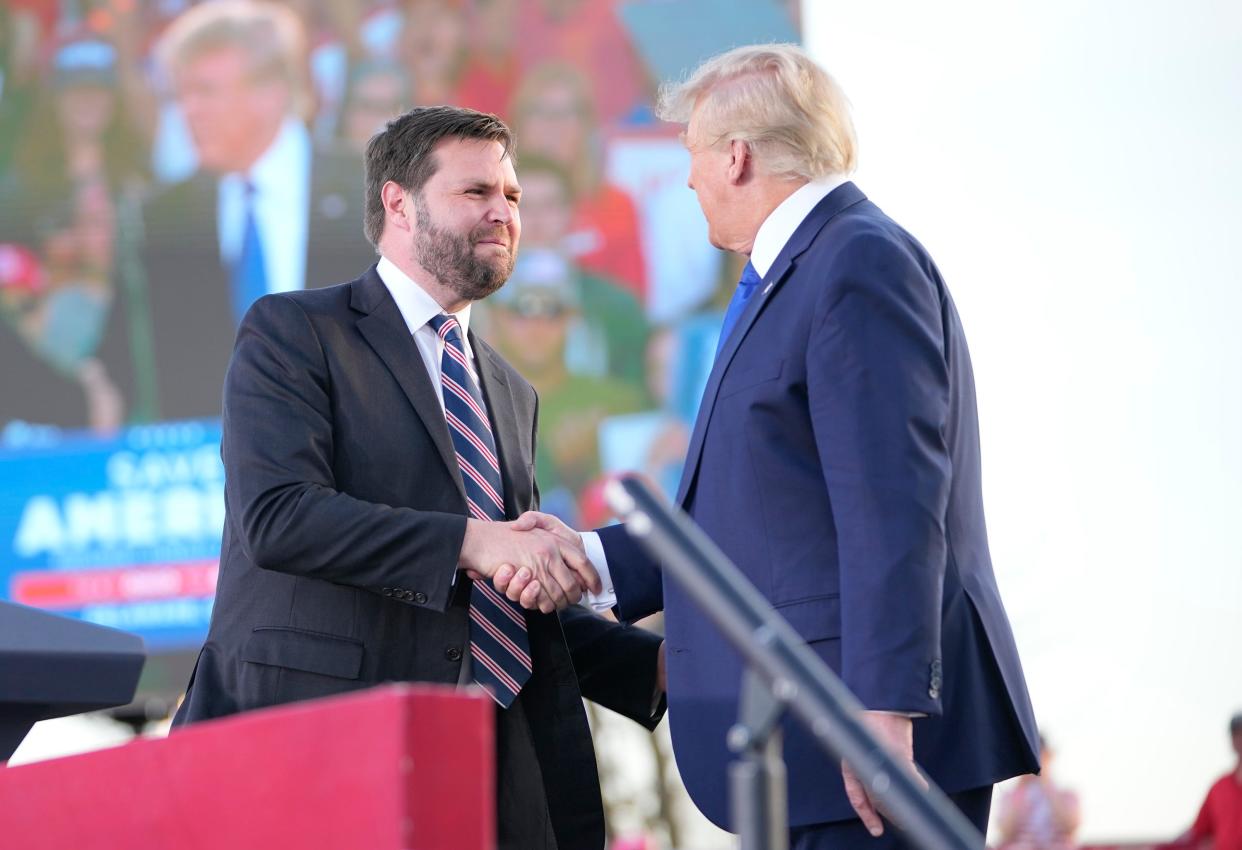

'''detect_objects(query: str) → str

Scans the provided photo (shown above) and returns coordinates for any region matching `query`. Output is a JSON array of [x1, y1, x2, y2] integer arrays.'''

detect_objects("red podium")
[[0, 684, 494, 850]]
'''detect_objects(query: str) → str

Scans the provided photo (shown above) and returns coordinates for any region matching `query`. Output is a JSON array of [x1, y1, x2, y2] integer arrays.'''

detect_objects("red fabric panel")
[[0, 684, 494, 850]]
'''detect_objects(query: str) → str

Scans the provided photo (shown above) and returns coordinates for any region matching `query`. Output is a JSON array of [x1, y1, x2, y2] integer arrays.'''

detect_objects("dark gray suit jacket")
[[173, 266, 663, 850], [102, 149, 377, 423]]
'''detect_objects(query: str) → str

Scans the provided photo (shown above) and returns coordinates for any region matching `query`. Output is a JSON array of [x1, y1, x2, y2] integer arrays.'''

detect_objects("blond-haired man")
[[107, 1, 374, 421], [506, 44, 1041, 847]]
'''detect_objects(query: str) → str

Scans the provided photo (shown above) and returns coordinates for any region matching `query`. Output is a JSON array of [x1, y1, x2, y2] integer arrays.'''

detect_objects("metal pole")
[[729, 669, 788, 850]]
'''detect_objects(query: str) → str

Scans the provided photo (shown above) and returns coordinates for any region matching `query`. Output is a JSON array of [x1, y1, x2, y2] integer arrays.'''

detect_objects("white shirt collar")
[[246, 117, 308, 191], [749, 174, 850, 277], [375, 255, 473, 338]]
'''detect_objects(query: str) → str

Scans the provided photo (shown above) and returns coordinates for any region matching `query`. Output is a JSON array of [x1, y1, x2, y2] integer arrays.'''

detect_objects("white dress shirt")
[[581, 173, 850, 612], [218, 118, 312, 297], [375, 255, 478, 391], [749, 173, 849, 277]]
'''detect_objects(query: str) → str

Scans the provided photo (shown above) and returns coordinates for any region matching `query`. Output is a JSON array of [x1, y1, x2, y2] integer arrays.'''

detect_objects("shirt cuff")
[[580, 531, 617, 612], [870, 710, 927, 718]]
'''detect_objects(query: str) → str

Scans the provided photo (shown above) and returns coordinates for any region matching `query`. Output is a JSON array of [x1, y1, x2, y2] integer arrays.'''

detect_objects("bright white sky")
[[806, 0, 1242, 840]]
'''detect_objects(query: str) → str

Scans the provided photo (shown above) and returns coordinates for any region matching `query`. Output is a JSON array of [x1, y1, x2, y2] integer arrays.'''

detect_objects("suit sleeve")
[[806, 232, 950, 715], [595, 523, 664, 622], [222, 293, 466, 611], [560, 604, 666, 729], [530, 396, 665, 727]]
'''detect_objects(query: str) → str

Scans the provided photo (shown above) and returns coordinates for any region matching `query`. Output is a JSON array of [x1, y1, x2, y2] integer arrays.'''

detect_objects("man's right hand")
[[489, 512, 592, 607], [458, 519, 601, 614], [841, 712, 926, 837]]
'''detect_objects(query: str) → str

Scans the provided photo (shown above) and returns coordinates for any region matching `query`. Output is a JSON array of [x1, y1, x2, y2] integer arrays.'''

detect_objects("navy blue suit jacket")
[[598, 183, 1040, 828]]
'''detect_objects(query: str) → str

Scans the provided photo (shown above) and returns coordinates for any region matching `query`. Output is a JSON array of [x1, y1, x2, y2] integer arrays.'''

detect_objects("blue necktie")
[[428, 313, 532, 708], [230, 180, 268, 326], [715, 261, 762, 357]]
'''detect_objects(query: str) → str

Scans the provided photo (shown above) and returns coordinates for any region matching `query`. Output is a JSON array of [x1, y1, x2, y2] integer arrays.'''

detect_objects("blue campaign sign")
[[0, 420, 225, 650]]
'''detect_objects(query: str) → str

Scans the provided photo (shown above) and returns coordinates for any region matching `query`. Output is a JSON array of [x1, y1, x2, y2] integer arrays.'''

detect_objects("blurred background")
[[1, 0, 1238, 847]]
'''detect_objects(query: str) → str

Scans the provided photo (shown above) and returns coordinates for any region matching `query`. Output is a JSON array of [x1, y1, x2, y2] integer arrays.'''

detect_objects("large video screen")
[[0, 0, 799, 695]]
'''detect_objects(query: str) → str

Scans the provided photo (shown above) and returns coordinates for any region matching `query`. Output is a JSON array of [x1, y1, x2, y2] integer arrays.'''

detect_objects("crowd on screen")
[[0, 0, 802, 528]]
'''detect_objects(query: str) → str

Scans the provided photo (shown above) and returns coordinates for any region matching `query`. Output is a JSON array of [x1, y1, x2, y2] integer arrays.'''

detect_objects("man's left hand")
[[841, 712, 926, 837]]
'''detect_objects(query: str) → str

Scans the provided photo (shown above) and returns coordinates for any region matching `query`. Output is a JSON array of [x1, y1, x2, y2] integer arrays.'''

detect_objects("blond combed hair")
[[657, 43, 857, 180], [157, 1, 309, 116]]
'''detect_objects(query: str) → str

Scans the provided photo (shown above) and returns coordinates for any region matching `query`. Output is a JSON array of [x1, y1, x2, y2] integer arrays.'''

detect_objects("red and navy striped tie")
[[429, 313, 532, 708]]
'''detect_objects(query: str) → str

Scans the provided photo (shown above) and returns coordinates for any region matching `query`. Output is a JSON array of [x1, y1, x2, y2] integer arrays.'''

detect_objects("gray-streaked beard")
[[413, 194, 515, 302]]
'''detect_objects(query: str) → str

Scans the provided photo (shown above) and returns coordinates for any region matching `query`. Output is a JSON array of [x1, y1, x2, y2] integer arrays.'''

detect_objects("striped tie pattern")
[[428, 313, 531, 708]]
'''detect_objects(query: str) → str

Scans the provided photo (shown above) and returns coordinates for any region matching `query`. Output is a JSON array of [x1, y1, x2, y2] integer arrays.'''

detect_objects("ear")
[[381, 181, 412, 233], [727, 139, 752, 185]]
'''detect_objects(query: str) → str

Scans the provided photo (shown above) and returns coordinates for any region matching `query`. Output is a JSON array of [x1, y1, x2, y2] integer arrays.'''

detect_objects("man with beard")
[[174, 107, 667, 850]]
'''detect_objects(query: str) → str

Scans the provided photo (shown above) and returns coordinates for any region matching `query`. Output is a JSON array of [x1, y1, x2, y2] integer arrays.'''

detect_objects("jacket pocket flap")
[[241, 627, 364, 680], [718, 358, 784, 399], [774, 595, 841, 642]]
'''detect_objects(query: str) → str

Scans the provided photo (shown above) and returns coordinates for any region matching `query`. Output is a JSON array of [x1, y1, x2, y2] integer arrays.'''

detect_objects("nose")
[[488, 193, 513, 225]]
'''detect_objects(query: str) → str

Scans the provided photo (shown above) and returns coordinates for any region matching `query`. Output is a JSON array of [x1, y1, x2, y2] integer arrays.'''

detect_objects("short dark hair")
[[363, 106, 514, 247], [1230, 713, 1242, 735]]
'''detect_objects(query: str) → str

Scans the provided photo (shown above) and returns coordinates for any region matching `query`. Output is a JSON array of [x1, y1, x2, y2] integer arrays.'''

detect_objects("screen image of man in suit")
[[496, 44, 1042, 848], [172, 106, 667, 850], [102, 2, 375, 421]]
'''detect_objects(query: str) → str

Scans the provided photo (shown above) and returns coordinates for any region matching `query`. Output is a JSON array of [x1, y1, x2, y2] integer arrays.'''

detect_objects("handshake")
[[458, 511, 598, 613]]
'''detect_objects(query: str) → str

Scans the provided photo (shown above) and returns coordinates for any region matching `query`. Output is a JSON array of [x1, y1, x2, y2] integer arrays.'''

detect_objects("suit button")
[[382, 587, 392, 597], [402, 590, 414, 601], [929, 686, 941, 700], [414, 591, 428, 604], [445, 647, 462, 662]]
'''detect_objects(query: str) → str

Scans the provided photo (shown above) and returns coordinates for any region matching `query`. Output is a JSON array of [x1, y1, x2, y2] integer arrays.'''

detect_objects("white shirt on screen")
[[217, 118, 312, 297]]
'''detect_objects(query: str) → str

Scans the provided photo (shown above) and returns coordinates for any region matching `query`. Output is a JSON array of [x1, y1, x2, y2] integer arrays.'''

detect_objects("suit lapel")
[[352, 268, 467, 500], [673, 263, 790, 506], [472, 334, 529, 520], [675, 182, 868, 507]]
